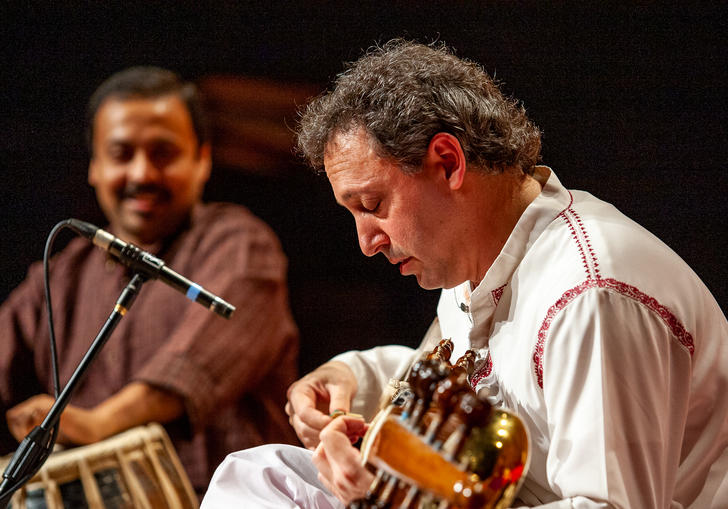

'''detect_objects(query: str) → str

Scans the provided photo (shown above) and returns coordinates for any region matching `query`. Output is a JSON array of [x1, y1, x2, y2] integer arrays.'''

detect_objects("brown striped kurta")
[[0, 202, 300, 493]]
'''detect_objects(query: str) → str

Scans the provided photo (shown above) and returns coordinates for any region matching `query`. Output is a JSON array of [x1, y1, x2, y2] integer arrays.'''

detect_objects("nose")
[[127, 151, 162, 184], [356, 216, 389, 257]]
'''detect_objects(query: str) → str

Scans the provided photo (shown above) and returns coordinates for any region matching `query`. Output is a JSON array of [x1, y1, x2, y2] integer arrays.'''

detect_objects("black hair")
[[86, 66, 209, 154]]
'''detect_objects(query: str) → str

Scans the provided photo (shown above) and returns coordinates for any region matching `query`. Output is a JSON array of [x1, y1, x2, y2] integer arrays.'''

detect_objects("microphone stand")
[[0, 273, 147, 508]]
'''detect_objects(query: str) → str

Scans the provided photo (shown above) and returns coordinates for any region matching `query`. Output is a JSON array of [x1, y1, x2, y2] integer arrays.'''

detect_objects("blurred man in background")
[[0, 66, 299, 495]]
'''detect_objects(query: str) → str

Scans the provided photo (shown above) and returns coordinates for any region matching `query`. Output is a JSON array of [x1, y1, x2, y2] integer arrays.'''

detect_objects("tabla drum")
[[1, 423, 198, 509]]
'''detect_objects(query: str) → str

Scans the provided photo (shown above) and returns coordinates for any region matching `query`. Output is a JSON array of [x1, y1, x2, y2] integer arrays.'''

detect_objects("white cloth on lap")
[[201, 444, 342, 509]]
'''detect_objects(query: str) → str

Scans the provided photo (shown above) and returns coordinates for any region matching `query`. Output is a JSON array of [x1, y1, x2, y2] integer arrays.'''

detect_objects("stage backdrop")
[[2, 3, 726, 373]]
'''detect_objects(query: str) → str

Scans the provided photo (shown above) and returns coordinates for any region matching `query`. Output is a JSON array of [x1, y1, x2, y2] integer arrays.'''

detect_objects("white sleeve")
[[535, 288, 692, 508], [332, 345, 418, 420]]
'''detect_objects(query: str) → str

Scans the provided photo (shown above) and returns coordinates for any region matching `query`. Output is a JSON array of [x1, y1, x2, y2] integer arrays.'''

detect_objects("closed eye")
[[106, 142, 134, 163], [149, 142, 181, 167], [362, 198, 380, 213]]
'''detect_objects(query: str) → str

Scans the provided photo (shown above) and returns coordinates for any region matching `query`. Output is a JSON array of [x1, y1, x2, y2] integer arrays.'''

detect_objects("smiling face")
[[324, 130, 469, 290], [88, 94, 211, 246]]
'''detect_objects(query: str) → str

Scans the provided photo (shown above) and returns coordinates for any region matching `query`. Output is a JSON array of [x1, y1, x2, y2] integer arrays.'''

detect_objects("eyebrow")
[[341, 191, 358, 202], [105, 134, 180, 146], [333, 192, 354, 208]]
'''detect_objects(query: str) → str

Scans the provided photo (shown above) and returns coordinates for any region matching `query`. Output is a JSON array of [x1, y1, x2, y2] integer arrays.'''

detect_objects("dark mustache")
[[121, 184, 171, 201]]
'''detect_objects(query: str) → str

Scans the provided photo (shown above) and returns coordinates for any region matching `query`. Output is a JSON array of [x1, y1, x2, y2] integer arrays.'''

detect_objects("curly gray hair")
[[296, 39, 542, 175]]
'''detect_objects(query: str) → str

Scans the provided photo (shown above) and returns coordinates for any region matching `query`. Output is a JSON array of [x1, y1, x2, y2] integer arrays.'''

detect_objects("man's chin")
[[116, 216, 164, 246], [413, 274, 442, 291]]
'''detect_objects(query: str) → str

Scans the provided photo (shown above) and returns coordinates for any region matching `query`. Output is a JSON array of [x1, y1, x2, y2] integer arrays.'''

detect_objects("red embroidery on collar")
[[491, 284, 507, 305], [470, 351, 492, 389], [533, 199, 695, 389]]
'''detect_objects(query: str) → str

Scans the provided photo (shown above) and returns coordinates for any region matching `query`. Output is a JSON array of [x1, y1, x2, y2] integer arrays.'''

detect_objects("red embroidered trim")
[[557, 194, 600, 280], [470, 352, 492, 389], [533, 201, 695, 388], [491, 284, 507, 305], [533, 277, 695, 388]]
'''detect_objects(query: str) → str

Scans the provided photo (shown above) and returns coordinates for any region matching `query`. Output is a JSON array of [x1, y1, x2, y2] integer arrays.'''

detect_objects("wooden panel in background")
[[198, 75, 320, 175]]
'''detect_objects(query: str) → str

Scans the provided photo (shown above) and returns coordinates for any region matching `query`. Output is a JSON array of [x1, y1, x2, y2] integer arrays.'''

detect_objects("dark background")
[[2, 3, 726, 375]]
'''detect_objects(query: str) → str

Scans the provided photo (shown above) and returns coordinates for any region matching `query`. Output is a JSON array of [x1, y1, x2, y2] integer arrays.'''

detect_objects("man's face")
[[88, 95, 210, 245], [325, 130, 463, 290]]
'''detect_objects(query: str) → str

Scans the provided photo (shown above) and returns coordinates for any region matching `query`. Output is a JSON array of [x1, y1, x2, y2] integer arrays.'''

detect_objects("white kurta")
[[203, 168, 728, 508]]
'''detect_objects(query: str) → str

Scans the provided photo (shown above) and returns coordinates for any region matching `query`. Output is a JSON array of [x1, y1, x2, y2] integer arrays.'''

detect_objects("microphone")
[[67, 219, 235, 319]]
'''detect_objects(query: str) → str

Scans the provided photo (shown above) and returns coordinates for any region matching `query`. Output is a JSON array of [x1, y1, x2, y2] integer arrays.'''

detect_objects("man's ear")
[[197, 142, 212, 184], [425, 133, 467, 190], [88, 159, 98, 187]]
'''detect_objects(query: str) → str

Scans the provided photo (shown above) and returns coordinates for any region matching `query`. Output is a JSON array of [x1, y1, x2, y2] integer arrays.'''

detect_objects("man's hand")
[[6, 394, 101, 445], [5, 383, 184, 447], [312, 415, 373, 504], [285, 361, 358, 449]]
